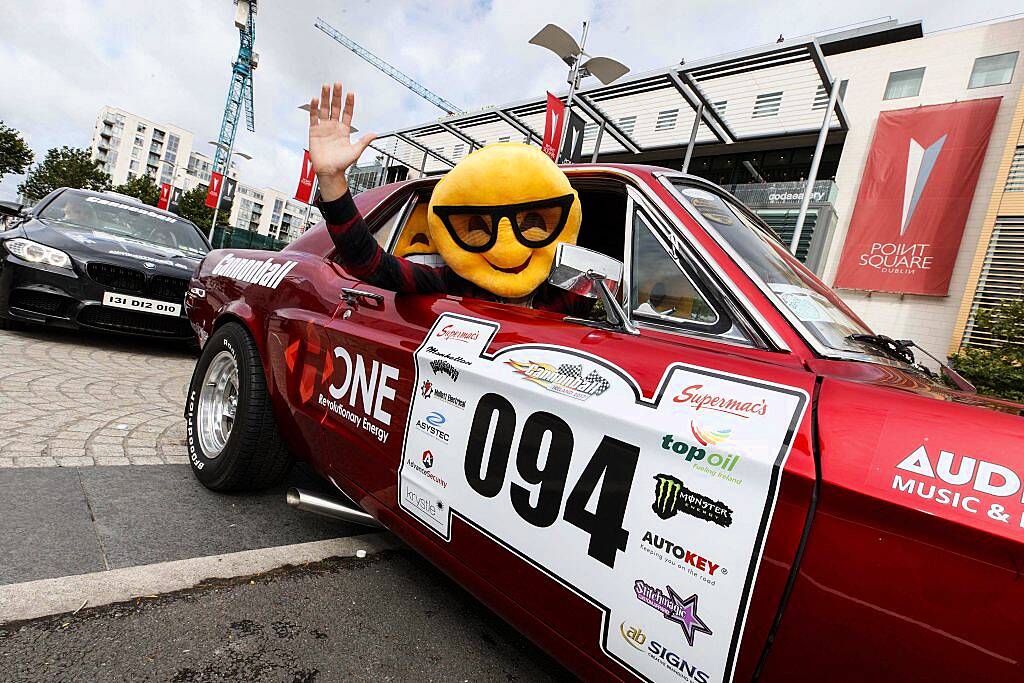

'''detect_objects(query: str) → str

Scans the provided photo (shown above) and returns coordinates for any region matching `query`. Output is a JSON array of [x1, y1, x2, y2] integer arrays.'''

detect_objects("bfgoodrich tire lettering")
[[185, 321, 292, 491]]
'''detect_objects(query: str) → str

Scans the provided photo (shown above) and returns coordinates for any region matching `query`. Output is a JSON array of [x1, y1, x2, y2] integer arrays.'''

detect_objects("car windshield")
[[40, 192, 208, 256], [670, 181, 900, 362]]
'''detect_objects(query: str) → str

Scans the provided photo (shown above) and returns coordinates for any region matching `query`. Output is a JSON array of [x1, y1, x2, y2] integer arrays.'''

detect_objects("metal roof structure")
[[368, 37, 851, 175]]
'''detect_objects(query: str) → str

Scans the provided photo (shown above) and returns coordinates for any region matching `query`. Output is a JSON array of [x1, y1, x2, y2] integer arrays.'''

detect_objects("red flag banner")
[[834, 98, 1001, 295], [294, 149, 316, 204], [157, 183, 171, 210], [542, 92, 565, 162], [205, 172, 224, 209]]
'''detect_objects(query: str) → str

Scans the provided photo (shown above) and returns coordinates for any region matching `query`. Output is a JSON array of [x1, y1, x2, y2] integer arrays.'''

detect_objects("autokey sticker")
[[399, 313, 808, 683]]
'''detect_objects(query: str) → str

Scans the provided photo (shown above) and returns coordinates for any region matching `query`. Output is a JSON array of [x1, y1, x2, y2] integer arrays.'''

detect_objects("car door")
[[309, 179, 818, 682]]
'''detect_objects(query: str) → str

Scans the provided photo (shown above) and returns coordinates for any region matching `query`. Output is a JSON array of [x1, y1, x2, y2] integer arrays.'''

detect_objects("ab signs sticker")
[[399, 314, 807, 683]]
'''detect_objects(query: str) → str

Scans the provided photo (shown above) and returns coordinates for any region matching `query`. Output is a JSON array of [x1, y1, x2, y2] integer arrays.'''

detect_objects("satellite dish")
[[529, 23, 581, 63], [582, 56, 630, 85]]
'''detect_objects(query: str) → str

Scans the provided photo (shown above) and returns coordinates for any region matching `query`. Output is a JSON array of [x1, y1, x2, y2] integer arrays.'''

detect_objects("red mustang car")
[[183, 164, 1023, 682]]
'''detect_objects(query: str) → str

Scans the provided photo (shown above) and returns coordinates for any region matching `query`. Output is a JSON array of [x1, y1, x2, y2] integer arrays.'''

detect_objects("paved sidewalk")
[[0, 327, 196, 467]]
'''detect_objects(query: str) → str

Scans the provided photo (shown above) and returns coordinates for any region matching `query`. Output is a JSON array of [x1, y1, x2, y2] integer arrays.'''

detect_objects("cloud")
[[1, 0, 1020, 201]]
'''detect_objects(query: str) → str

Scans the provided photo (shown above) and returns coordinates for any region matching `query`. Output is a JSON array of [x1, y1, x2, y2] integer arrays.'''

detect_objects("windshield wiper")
[[847, 334, 976, 392]]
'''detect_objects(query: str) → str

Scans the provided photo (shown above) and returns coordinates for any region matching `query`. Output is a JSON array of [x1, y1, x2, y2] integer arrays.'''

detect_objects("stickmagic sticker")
[[398, 313, 808, 683]]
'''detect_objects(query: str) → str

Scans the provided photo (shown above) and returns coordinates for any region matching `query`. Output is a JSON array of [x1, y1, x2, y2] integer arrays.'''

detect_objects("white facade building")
[[90, 106, 194, 189], [823, 18, 1024, 357], [88, 107, 317, 242]]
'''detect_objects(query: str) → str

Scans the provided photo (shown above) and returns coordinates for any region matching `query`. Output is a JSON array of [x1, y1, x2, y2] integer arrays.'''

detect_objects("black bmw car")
[[0, 187, 210, 340]]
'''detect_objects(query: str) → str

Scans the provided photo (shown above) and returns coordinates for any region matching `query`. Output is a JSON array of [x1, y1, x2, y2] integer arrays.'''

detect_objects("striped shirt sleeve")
[[317, 190, 451, 294]]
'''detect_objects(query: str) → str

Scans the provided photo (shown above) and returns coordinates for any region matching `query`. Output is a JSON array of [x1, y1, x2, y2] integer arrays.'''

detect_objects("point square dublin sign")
[[834, 98, 1001, 296]]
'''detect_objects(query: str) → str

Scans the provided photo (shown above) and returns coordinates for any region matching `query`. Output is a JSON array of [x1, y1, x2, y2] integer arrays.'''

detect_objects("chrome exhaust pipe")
[[286, 488, 382, 528]]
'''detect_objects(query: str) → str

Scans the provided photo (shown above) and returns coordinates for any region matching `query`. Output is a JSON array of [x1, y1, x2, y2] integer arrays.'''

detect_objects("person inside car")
[[308, 81, 592, 315]]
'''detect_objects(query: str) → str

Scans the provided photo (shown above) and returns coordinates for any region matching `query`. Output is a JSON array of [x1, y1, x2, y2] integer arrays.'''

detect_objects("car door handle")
[[340, 287, 384, 305]]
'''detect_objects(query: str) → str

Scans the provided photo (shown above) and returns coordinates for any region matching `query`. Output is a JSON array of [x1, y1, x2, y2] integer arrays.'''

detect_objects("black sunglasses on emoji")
[[431, 193, 575, 253]]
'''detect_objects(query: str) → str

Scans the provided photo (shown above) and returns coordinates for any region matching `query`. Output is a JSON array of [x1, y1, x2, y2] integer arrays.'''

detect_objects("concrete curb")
[[0, 533, 398, 624]]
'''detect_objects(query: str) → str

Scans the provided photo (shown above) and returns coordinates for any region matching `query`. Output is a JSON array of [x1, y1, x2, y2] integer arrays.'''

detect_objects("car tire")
[[185, 321, 292, 492]]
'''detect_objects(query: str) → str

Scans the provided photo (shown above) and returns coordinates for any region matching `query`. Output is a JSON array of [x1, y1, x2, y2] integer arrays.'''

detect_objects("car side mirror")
[[0, 201, 24, 219], [548, 243, 638, 335]]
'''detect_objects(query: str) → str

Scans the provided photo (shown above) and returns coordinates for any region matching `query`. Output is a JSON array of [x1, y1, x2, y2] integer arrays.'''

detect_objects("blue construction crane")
[[314, 17, 461, 115], [213, 0, 258, 175]]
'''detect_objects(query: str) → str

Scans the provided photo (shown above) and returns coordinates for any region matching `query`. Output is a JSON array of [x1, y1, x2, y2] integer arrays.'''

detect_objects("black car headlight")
[[5, 238, 74, 270]]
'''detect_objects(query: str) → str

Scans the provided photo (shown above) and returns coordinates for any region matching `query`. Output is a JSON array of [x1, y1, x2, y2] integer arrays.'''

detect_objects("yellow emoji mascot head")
[[427, 143, 581, 299]]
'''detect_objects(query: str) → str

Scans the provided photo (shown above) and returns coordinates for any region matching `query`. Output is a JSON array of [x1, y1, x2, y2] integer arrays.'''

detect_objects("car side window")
[[629, 209, 734, 337]]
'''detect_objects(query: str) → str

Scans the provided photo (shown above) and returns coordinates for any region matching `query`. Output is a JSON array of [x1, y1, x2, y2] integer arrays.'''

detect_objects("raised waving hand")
[[308, 82, 376, 201]]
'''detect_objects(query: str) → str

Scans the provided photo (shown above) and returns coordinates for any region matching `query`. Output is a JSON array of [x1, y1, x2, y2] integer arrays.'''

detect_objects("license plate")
[[102, 292, 181, 317]]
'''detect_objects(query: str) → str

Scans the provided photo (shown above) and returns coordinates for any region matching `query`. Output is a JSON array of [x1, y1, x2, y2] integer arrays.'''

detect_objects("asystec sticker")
[[398, 313, 808, 683]]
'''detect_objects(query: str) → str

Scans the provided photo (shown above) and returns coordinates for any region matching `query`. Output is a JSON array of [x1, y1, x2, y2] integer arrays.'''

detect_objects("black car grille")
[[78, 306, 193, 338], [8, 289, 75, 318], [148, 275, 189, 302], [86, 262, 189, 303], [88, 262, 146, 293]]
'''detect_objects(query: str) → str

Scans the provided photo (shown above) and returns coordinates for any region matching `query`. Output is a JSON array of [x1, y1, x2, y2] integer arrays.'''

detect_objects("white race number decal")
[[399, 314, 807, 683]]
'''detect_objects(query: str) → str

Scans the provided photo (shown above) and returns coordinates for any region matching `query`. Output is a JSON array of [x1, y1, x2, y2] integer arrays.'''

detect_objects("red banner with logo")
[[834, 98, 1000, 295], [157, 183, 171, 210], [205, 172, 224, 209], [542, 92, 565, 162], [294, 149, 316, 204]]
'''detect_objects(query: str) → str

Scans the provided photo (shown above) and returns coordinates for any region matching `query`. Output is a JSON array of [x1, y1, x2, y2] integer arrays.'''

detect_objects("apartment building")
[[90, 106, 194, 188], [88, 107, 316, 242]]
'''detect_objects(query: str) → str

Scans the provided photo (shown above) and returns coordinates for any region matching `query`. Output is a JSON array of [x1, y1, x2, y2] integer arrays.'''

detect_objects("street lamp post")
[[529, 22, 629, 163], [207, 140, 253, 241]]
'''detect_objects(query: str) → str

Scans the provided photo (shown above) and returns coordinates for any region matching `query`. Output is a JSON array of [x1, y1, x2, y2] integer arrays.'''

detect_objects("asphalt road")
[[0, 550, 571, 683]]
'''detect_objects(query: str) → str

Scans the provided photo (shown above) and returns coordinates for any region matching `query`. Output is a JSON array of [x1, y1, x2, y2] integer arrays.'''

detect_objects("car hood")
[[17, 218, 204, 276]]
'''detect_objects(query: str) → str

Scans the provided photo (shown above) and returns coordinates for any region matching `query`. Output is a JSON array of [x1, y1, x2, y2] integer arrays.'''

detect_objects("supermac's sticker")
[[398, 313, 807, 683]]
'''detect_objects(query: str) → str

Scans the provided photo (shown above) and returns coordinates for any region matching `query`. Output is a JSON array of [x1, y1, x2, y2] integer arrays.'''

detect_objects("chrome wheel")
[[197, 350, 239, 459]]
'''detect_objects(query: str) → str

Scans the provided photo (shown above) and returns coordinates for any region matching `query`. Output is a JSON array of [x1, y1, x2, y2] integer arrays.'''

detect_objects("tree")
[[113, 173, 160, 206], [176, 185, 230, 236], [949, 298, 1024, 403], [18, 146, 110, 202], [0, 121, 33, 180]]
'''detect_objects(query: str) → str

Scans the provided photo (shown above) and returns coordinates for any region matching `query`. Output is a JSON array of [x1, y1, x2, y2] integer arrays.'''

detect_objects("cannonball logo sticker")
[[505, 359, 610, 401]]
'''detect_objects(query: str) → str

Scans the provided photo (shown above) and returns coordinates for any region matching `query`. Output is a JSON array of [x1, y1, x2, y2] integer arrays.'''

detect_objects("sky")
[[1, 0, 1022, 202]]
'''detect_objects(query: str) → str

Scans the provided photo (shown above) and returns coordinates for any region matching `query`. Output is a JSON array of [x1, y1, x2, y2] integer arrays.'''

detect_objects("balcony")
[[99, 127, 113, 138]]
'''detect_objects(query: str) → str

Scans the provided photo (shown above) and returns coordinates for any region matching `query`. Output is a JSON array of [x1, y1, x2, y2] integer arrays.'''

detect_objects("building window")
[[131, 148, 140, 160], [752, 91, 783, 118], [137, 123, 146, 133], [811, 80, 848, 111], [655, 109, 679, 131], [618, 115, 637, 135], [962, 218, 1024, 348], [134, 136, 144, 147], [883, 67, 925, 100], [129, 160, 139, 172], [969, 52, 1019, 89], [1007, 146, 1024, 192]]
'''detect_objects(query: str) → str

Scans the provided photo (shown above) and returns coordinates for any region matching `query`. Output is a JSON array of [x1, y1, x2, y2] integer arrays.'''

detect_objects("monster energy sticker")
[[653, 474, 734, 527], [399, 313, 809, 683]]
